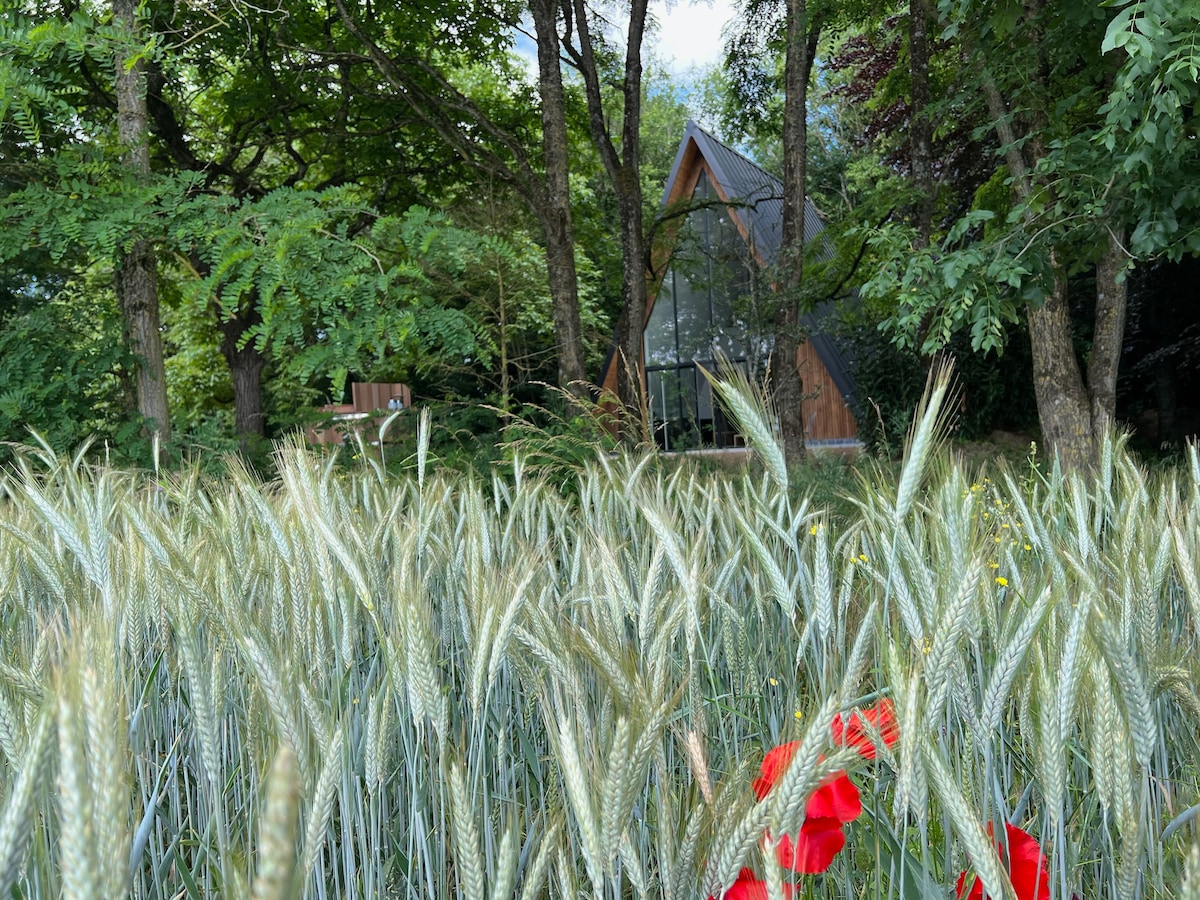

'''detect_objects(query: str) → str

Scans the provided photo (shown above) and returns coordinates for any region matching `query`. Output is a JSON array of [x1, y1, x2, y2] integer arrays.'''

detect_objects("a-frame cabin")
[[600, 121, 858, 451]]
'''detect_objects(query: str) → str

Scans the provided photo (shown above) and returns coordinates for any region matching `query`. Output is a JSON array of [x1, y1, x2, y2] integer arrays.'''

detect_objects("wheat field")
[[1, 383, 1199, 899]]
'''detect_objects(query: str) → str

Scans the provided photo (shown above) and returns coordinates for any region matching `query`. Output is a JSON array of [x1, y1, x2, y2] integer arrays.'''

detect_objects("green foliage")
[[841, 318, 1039, 453], [4, 0, 601, 453], [0, 159, 198, 265], [173, 192, 481, 389], [1, 156, 565, 409], [0, 277, 143, 460], [859, 214, 1036, 355], [1099, 0, 1200, 259], [0, 7, 130, 145], [841, 0, 1182, 372]]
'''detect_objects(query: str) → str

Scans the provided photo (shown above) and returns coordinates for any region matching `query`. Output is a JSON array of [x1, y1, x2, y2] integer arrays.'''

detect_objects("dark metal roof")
[[667, 122, 825, 255], [664, 121, 858, 412]]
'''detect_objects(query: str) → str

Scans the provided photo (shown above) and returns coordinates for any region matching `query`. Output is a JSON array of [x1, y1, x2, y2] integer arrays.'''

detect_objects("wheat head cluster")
[[0, 379, 1199, 900]]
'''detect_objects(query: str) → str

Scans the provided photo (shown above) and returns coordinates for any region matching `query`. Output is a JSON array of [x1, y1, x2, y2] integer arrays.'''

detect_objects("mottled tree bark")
[[909, 0, 935, 247], [113, 0, 170, 440], [1027, 272, 1094, 471], [528, 0, 588, 396], [190, 248, 268, 448], [611, 179, 649, 423], [218, 306, 267, 446], [772, 0, 822, 464], [1089, 228, 1128, 437], [981, 73, 1095, 469]]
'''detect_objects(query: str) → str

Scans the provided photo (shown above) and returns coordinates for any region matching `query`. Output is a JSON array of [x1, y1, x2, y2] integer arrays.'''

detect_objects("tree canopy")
[[1, 0, 1197, 465]]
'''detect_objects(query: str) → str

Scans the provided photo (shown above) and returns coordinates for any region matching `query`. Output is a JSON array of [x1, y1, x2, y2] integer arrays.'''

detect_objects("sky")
[[648, 0, 738, 74], [512, 0, 738, 81]]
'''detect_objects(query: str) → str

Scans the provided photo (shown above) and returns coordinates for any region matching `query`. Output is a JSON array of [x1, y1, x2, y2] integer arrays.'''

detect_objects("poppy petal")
[[831, 712, 850, 749], [955, 871, 983, 900], [804, 772, 862, 823], [709, 872, 795, 900], [954, 823, 1048, 900], [862, 699, 899, 751], [773, 819, 846, 874], [832, 700, 899, 759], [1003, 824, 1050, 900], [756, 741, 801, 799]]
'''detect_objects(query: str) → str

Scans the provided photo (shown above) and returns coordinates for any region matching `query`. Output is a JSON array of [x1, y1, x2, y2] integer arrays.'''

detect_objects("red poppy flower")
[[708, 868, 795, 900], [770, 816, 847, 874], [753, 742, 863, 874], [804, 770, 863, 822], [753, 741, 801, 801], [832, 699, 899, 760], [955, 823, 1050, 900], [753, 743, 862, 818]]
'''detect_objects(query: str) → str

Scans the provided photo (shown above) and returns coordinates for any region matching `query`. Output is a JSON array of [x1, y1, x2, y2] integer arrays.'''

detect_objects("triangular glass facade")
[[643, 172, 756, 450]]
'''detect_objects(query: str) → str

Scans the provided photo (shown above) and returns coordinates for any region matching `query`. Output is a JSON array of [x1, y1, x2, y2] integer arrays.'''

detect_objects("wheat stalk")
[[0, 710, 51, 896], [251, 745, 301, 900]]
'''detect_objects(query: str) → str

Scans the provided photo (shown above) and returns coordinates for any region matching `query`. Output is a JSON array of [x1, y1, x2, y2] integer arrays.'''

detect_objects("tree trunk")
[[332, 0, 590, 400], [909, 0, 944, 365], [772, 0, 821, 464], [565, 0, 649, 433], [528, 0, 588, 397], [981, 73, 1095, 469], [613, 181, 649, 423], [909, 0, 935, 247], [1027, 269, 1094, 471], [113, 0, 171, 441], [218, 308, 267, 447], [1088, 227, 1128, 438]]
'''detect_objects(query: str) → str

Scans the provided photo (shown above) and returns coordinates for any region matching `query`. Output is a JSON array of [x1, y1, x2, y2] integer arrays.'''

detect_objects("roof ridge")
[[685, 119, 782, 191]]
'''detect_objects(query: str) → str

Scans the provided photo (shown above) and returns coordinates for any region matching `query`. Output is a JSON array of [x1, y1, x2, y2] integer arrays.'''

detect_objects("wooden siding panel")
[[307, 383, 411, 445], [351, 382, 410, 412], [797, 341, 858, 441]]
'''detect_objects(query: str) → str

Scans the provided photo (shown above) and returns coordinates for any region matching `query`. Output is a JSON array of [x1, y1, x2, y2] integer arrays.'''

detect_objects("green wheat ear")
[[894, 355, 957, 525], [700, 352, 788, 492], [0, 711, 52, 898], [252, 745, 301, 900]]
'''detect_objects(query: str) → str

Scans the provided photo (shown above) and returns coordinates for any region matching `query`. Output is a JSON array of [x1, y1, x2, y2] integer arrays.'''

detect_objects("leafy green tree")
[[2, 0, 506, 447], [330, 0, 592, 396], [1, 1, 171, 438], [855, 0, 1200, 469], [136, 0, 453, 442], [0, 275, 142, 458], [1099, 0, 1200, 260]]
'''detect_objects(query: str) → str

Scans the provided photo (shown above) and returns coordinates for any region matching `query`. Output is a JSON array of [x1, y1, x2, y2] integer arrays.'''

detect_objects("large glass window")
[[643, 171, 753, 450]]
